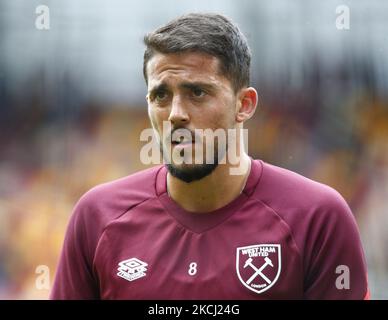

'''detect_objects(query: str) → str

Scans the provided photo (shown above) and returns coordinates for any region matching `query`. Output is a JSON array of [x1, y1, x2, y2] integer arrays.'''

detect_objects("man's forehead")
[[147, 52, 228, 88], [148, 52, 220, 76]]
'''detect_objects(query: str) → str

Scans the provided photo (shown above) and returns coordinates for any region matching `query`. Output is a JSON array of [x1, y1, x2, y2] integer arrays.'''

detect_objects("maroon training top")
[[51, 159, 369, 299]]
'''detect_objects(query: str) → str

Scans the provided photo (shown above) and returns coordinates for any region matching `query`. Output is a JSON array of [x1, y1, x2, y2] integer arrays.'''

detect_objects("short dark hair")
[[143, 13, 251, 92]]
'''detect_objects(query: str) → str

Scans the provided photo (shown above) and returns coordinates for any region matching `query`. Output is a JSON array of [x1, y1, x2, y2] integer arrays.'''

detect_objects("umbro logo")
[[117, 257, 148, 282]]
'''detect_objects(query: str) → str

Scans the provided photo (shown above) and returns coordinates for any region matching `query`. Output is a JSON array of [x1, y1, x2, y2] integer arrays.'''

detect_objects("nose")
[[168, 95, 189, 125]]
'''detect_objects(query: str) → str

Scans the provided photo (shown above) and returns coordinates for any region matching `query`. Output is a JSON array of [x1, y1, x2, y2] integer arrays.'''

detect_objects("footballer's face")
[[146, 51, 238, 183]]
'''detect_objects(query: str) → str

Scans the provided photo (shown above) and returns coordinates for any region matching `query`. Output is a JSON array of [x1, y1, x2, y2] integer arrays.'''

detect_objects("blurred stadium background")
[[0, 0, 387, 299]]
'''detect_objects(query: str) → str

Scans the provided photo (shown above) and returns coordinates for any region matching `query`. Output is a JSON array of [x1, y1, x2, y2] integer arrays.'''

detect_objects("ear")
[[235, 87, 258, 123]]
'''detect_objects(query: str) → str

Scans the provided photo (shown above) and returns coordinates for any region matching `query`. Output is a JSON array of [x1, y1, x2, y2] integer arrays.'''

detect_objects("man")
[[51, 13, 369, 299]]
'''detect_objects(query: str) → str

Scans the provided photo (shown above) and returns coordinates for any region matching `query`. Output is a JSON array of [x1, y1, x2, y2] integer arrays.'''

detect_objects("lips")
[[170, 130, 196, 146], [171, 136, 194, 145], [171, 140, 195, 151]]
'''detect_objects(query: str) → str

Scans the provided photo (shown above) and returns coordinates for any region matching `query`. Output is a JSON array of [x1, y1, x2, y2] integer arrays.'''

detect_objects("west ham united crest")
[[236, 244, 281, 294]]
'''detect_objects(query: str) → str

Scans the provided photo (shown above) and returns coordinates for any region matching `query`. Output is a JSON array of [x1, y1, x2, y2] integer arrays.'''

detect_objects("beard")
[[161, 139, 228, 183], [166, 159, 219, 183]]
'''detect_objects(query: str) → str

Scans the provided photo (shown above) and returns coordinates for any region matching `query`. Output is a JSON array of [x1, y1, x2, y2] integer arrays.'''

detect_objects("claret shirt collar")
[[155, 158, 263, 233]]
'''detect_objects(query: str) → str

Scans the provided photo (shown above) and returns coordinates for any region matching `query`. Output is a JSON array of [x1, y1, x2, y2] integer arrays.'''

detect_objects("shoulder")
[[254, 160, 351, 218], [70, 165, 163, 234], [252, 160, 358, 251], [81, 165, 162, 206], [251, 161, 367, 299], [61, 165, 164, 264]]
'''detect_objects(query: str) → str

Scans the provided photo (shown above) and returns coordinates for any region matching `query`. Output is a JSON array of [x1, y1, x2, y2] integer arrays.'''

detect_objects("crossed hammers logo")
[[243, 256, 274, 285]]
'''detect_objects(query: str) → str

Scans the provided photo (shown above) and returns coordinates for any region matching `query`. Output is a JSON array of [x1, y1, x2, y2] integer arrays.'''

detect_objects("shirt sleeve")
[[50, 198, 100, 299], [303, 191, 369, 299]]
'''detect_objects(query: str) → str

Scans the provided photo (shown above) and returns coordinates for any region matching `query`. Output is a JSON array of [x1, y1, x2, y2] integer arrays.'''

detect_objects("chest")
[[93, 211, 303, 299]]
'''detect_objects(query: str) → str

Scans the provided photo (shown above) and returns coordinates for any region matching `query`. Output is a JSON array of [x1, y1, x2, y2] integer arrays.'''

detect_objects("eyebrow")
[[179, 81, 216, 92], [148, 83, 168, 96], [148, 81, 216, 96]]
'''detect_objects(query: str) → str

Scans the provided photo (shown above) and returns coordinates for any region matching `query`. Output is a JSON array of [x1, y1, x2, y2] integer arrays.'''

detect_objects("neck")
[[167, 153, 251, 213]]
